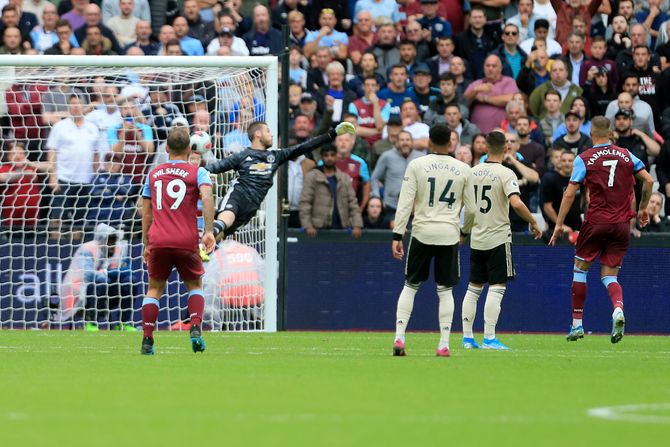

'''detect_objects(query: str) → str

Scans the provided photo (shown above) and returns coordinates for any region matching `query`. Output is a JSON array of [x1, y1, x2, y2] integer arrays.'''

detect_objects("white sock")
[[484, 286, 506, 340], [395, 282, 418, 340], [572, 318, 583, 328], [437, 285, 454, 349], [613, 307, 623, 316], [462, 284, 483, 338]]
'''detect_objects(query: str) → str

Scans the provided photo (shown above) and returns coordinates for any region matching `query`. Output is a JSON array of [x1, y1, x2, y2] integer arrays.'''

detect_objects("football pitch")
[[1, 331, 668, 446]]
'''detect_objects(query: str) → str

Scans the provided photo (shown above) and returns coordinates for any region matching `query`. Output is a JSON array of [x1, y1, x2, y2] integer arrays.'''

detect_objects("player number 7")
[[603, 159, 618, 188]]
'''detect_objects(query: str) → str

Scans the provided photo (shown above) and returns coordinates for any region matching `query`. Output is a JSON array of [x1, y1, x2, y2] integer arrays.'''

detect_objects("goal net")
[[0, 55, 279, 332]]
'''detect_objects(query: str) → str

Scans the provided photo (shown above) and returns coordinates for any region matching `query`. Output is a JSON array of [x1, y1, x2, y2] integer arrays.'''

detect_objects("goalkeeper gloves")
[[335, 122, 355, 137]]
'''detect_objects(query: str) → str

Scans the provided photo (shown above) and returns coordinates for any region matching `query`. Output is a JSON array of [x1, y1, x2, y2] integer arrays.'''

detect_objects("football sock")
[[483, 286, 506, 340], [437, 285, 454, 349], [572, 266, 588, 319], [572, 318, 583, 328], [462, 284, 483, 338], [602, 276, 623, 312], [395, 282, 418, 340], [141, 297, 160, 338], [187, 289, 205, 327]]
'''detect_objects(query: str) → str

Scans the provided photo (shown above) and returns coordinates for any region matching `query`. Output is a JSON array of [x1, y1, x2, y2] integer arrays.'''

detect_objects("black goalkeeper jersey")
[[205, 130, 336, 209]]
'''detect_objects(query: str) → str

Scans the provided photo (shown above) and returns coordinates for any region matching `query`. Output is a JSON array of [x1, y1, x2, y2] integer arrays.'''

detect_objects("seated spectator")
[[122, 19, 158, 55], [30, 3, 78, 54], [45, 19, 79, 55], [552, 96, 591, 142], [417, 0, 452, 45], [172, 16, 203, 56], [516, 47, 550, 96], [442, 103, 480, 146], [407, 63, 440, 117], [378, 64, 418, 117], [363, 196, 393, 229], [74, 3, 122, 54], [582, 64, 617, 117], [298, 92, 323, 130], [150, 116, 189, 169], [61, 0, 88, 31], [612, 108, 660, 171], [529, 58, 583, 119], [369, 22, 401, 78], [272, 0, 309, 30], [0, 24, 23, 53], [453, 144, 472, 166], [538, 90, 564, 146], [494, 22, 527, 81], [626, 44, 661, 129], [449, 56, 471, 97], [541, 149, 582, 232], [58, 223, 135, 331], [640, 192, 670, 233], [372, 115, 403, 162], [606, 15, 632, 60], [303, 7, 348, 60], [519, 19, 563, 56], [563, 15, 593, 57], [101, 0, 150, 24], [87, 153, 134, 227], [354, 0, 401, 26], [306, 46, 333, 92], [0, 141, 49, 229], [399, 40, 418, 75], [206, 17, 249, 56], [404, 18, 431, 65], [81, 24, 117, 55], [243, 4, 282, 56], [553, 110, 591, 155], [107, 98, 154, 186], [156, 24, 176, 55], [371, 129, 423, 218], [105, 0, 139, 47], [516, 116, 546, 177], [424, 72, 469, 125], [471, 133, 488, 165], [464, 54, 519, 133], [309, 0, 351, 33], [315, 61, 357, 121], [348, 52, 387, 98], [140, 85, 182, 141], [348, 75, 391, 148], [288, 10, 308, 48], [615, 24, 660, 75], [182, 0, 215, 49], [454, 6, 496, 80], [22, 0, 52, 22], [427, 35, 458, 83], [299, 145, 363, 237], [223, 107, 253, 153], [3, 1, 37, 36], [332, 130, 371, 210], [604, 75, 655, 136], [398, 100, 429, 151], [349, 11, 378, 67], [579, 36, 618, 89], [288, 83, 303, 118]]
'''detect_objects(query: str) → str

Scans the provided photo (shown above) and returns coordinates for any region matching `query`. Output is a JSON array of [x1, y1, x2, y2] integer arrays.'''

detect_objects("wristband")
[[392, 233, 403, 241]]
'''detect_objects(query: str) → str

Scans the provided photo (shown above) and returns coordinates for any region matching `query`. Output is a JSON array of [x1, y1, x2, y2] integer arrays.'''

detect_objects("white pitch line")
[[587, 403, 670, 424]]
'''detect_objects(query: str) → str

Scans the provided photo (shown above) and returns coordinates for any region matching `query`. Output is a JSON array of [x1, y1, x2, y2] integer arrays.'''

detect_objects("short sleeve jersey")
[[570, 143, 645, 225], [142, 160, 212, 252], [469, 161, 521, 250]]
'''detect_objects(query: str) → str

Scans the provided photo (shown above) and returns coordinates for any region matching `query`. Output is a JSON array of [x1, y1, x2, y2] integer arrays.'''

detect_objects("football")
[[190, 131, 212, 154]]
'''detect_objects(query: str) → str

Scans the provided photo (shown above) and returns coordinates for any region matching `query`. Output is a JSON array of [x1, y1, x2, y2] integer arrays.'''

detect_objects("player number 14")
[[603, 159, 618, 187], [154, 179, 187, 210]]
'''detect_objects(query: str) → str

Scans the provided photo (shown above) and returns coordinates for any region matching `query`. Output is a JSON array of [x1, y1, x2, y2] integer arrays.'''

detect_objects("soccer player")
[[549, 116, 654, 343], [206, 121, 355, 239], [461, 131, 542, 350], [141, 128, 216, 355], [391, 124, 474, 357]]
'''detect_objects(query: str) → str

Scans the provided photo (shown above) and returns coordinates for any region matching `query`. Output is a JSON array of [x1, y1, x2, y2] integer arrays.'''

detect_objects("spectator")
[[378, 64, 418, 117], [503, 132, 541, 226], [404, 19, 431, 64], [172, 16, 203, 56], [454, 144, 473, 166], [398, 100, 429, 151], [156, 24, 176, 55], [636, 0, 667, 48], [363, 196, 393, 229], [499, 99, 526, 135], [424, 72, 469, 125], [300, 145, 363, 237], [553, 110, 591, 155], [182, 0, 215, 49], [298, 92, 323, 129], [551, 0, 602, 45], [0, 24, 22, 53], [626, 44, 661, 129], [354, 0, 401, 26], [399, 40, 418, 75], [579, 36, 618, 92], [86, 85, 122, 160], [272, 0, 308, 30], [417, 0, 452, 45], [373, 115, 403, 161], [206, 15, 249, 56], [606, 14, 632, 60], [30, 3, 78, 54], [108, 97, 154, 185], [565, 32, 587, 86], [516, 116, 546, 176], [348, 75, 391, 148], [105, 0, 139, 47], [306, 46, 332, 92], [74, 3, 122, 54], [656, 140, 670, 217], [494, 22, 527, 81], [22, 0, 52, 24], [369, 22, 401, 78], [464, 54, 519, 133], [453, 6, 496, 80], [288, 10, 308, 48], [582, 65, 617, 117], [551, 96, 591, 142], [529, 58, 583, 118], [516, 47, 550, 95], [612, 108, 661, 171], [443, 103, 480, 146], [309, 0, 351, 33], [348, 52, 387, 98], [519, 18, 563, 56], [541, 149, 582, 232], [315, 61, 357, 121], [164, 37, 183, 56], [333, 131, 371, 210], [407, 63, 440, 116], [371, 129, 423, 218], [640, 192, 670, 232], [122, 19, 158, 55], [507, 0, 553, 42], [58, 223, 135, 331], [44, 19, 79, 55], [538, 89, 564, 146], [4, 0, 37, 36], [81, 24, 116, 55], [5, 82, 46, 159], [46, 94, 102, 239], [616, 24, 660, 74], [243, 3, 282, 56], [448, 56, 471, 96], [0, 141, 49, 228], [471, 133, 488, 165], [604, 75, 655, 136], [87, 153, 134, 226], [101, 0, 150, 24], [427, 35, 458, 82], [287, 141, 315, 227], [150, 116, 189, 168], [304, 7, 348, 60]]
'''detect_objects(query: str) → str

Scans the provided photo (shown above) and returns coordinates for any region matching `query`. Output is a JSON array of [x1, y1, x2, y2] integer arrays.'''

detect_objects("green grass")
[[1, 331, 669, 446]]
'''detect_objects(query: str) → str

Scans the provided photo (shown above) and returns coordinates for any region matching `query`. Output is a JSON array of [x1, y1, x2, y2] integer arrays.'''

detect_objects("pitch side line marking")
[[587, 403, 670, 424]]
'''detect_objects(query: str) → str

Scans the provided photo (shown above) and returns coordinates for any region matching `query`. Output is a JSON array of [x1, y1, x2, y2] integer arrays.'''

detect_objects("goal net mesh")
[[0, 61, 275, 332]]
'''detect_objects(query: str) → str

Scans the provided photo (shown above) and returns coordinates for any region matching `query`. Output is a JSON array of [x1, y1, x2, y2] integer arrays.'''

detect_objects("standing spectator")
[[369, 23, 401, 79], [272, 0, 308, 30], [348, 75, 391, 148], [22, 0, 51, 24], [300, 145, 363, 237], [519, 18, 563, 56], [44, 19, 79, 55], [0, 24, 23, 53], [46, 94, 102, 239], [371, 129, 423, 218], [348, 52, 387, 98], [399, 40, 418, 75], [516, 47, 550, 95], [529, 58, 583, 118], [354, 0, 401, 26], [471, 133, 488, 165], [604, 76, 655, 135], [86, 85, 122, 160], [74, 3, 122, 54], [657, 140, 670, 217], [494, 22, 527, 81], [553, 110, 591, 155], [565, 32, 587, 86], [417, 0, 452, 45], [123, 19, 159, 55], [551, 0, 602, 45], [636, 0, 667, 48], [626, 45, 661, 129], [551, 96, 591, 142], [315, 61, 357, 121], [517, 116, 546, 176], [613, 108, 661, 170], [333, 131, 371, 210], [443, 103, 480, 146], [309, 0, 351, 33], [172, 16, 203, 56], [538, 90, 564, 145], [183, 0, 215, 49], [378, 64, 418, 117], [582, 65, 617, 117], [348, 11, 377, 68], [404, 19, 431, 64], [424, 72, 469, 126], [243, 3, 282, 56], [61, 0, 89, 32], [615, 24, 660, 74], [108, 98, 155, 186], [288, 10, 307, 48], [427, 35, 458, 81], [30, 3, 77, 54], [87, 153, 134, 226], [362, 196, 393, 229], [407, 63, 440, 116], [507, 0, 553, 42], [306, 46, 333, 92], [503, 132, 541, 223], [101, 0, 150, 24], [5, 82, 46, 158], [451, 58, 472, 99], [0, 141, 49, 229], [579, 36, 618, 92], [399, 100, 429, 151], [541, 149, 582, 232], [454, 6, 496, 80], [105, 0, 139, 47], [464, 55, 519, 134], [81, 24, 117, 55], [373, 115, 403, 161], [206, 14, 248, 56]]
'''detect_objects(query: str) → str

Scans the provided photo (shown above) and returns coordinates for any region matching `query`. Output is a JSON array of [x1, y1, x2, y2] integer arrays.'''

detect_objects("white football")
[[190, 131, 212, 154]]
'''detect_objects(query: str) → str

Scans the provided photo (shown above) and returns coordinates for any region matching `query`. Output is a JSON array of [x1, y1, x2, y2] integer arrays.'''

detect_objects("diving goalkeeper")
[[206, 121, 355, 239]]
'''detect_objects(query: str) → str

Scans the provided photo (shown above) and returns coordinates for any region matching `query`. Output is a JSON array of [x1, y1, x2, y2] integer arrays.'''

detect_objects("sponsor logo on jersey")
[[249, 162, 273, 175]]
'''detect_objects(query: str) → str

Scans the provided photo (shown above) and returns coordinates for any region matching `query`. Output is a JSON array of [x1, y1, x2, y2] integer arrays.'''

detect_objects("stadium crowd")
[[1, 0, 670, 240]]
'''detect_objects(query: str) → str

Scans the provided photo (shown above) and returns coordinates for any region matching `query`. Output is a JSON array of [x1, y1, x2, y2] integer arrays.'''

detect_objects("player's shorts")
[[217, 188, 257, 235], [575, 221, 629, 267], [405, 237, 460, 287], [147, 248, 204, 281], [470, 242, 515, 285]]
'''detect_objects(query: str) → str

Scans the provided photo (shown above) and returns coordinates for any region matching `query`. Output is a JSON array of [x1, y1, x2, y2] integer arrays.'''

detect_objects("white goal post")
[[0, 55, 279, 332]]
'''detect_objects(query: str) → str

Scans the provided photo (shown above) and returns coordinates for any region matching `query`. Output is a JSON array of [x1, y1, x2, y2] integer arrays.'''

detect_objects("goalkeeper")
[[206, 121, 355, 239]]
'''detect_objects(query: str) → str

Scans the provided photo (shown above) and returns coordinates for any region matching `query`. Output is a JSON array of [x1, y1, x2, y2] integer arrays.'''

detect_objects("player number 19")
[[603, 159, 618, 188], [154, 179, 187, 210]]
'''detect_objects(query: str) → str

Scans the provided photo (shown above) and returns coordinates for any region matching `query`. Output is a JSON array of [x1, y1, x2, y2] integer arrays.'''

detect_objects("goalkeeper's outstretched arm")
[[276, 122, 356, 165], [205, 152, 240, 174]]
